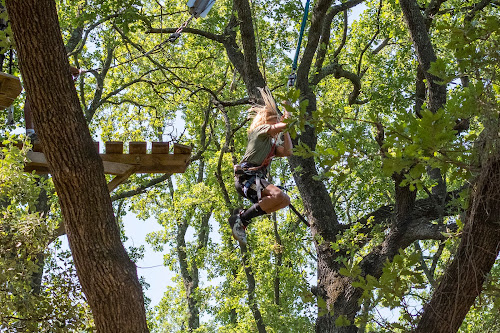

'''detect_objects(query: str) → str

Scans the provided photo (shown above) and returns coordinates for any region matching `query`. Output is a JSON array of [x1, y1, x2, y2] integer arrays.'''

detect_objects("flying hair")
[[248, 87, 280, 133]]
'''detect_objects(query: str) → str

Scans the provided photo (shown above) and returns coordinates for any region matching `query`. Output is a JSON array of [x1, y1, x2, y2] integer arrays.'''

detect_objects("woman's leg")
[[259, 184, 290, 213]]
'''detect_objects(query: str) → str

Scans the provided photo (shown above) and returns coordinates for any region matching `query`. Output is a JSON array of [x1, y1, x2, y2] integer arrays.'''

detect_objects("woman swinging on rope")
[[230, 87, 293, 246]]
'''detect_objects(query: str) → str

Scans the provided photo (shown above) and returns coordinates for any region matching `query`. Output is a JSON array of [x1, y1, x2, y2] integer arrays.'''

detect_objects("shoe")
[[229, 209, 247, 246]]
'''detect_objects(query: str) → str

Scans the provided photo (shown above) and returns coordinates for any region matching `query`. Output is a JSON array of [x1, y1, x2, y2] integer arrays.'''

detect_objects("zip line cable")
[[82, 0, 216, 73]]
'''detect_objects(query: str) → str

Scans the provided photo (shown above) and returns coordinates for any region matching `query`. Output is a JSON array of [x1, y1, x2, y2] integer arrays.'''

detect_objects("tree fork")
[[5, 0, 148, 331]]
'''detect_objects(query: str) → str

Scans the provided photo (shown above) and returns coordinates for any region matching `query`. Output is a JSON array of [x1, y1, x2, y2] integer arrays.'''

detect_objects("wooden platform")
[[2, 141, 192, 191], [0, 72, 23, 109]]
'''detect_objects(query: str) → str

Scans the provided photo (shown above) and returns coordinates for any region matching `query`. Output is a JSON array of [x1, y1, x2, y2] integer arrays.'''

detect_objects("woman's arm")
[[275, 131, 292, 157], [267, 121, 287, 136], [269, 109, 293, 157]]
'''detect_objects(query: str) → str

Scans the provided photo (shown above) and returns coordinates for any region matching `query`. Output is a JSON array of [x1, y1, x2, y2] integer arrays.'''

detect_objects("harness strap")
[[235, 135, 279, 203], [260, 142, 276, 170], [255, 177, 263, 201], [242, 175, 256, 197]]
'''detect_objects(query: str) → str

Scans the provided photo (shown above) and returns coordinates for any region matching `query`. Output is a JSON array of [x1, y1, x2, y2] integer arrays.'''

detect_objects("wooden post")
[[152, 142, 170, 154], [129, 142, 147, 154], [105, 141, 123, 154]]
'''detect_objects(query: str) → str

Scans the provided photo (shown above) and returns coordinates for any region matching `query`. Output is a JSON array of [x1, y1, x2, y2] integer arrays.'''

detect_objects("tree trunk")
[[233, 0, 266, 97], [399, 0, 447, 114], [5, 1, 148, 332], [415, 158, 500, 333]]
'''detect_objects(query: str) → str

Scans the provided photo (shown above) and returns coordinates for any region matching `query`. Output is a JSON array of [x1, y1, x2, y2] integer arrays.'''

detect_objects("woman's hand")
[[281, 101, 291, 120]]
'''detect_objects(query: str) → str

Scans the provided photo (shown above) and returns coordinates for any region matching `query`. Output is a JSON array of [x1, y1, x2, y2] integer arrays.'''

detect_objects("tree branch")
[[67, 12, 125, 57], [313, 7, 339, 78], [332, 10, 348, 59], [110, 174, 171, 201], [313, 62, 365, 104], [233, 0, 266, 96], [465, 0, 494, 21], [85, 45, 115, 121], [371, 37, 390, 55], [357, 0, 383, 77]]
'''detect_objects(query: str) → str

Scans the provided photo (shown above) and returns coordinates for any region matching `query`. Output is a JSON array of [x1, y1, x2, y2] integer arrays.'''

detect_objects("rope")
[[276, 186, 310, 227], [288, 0, 311, 87], [289, 203, 310, 227]]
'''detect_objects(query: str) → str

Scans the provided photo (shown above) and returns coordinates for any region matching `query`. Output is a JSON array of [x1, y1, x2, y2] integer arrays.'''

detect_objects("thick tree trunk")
[[397, 2, 500, 331], [415, 158, 500, 333], [0, 4, 6, 70], [5, 1, 148, 332], [177, 216, 200, 330]]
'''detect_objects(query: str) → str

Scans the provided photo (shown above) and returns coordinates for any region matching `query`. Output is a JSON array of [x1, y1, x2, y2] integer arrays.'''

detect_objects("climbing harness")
[[235, 140, 276, 201], [234, 141, 310, 228], [288, 0, 311, 87]]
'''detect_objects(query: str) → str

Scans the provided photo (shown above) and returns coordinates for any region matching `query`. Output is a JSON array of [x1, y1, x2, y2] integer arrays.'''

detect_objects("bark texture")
[[415, 158, 500, 332], [5, 1, 148, 332]]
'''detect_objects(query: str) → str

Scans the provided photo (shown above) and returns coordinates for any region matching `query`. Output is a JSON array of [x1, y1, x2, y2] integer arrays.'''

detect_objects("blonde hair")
[[248, 87, 280, 133]]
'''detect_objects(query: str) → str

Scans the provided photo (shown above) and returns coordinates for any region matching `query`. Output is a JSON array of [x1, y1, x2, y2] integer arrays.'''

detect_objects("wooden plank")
[[173, 143, 192, 154], [107, 165, 137, 192], [0, 142, 24, 150], [105, 141, 123, 154], [100, 153, 190, 167], [0, 72, 23, 110], [26, 151, 47, 165], [2, 141, 97, 153], [24, 151, 190, 174], [24, 162, 189, 174], [151, 142, 169, 154], [24, 152, 155, 175], [32, 142, 43, 152], [129, 141, 146, 154], [103, 161, 138, 175], [100, 153, 191, 173], [25, 151, 49, 173], [133, 164, 189, 174]]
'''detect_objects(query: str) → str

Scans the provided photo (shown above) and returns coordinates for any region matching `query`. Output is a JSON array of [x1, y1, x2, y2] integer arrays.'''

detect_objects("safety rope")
[[289, 203, 310, 227], [288, 0, 311, 87]]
